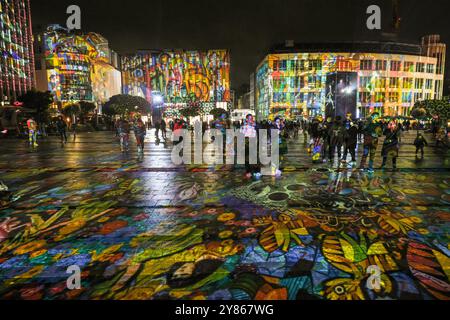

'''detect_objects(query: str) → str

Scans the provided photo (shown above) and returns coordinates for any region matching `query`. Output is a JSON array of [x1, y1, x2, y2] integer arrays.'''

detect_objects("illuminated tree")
[[103, 94, 151, 116]]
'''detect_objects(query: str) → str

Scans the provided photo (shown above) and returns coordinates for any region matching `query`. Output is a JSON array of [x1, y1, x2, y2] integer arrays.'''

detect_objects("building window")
[[360, 92, 371, 103], [375, 92, 385, 103], [375, 60, 387, 71], [402, 78, 413, 89], [415, 78, 424, 89], [402, 92, 412, 103], [388, 92, 399, 102], [360, 60, 373, 71], [390, 61, 401, 72], [359, 76, 371, 88], [414, 92, 422, 101], [416, 63, 425, 73], [425, 79, 433, 89], [389, 77, 399, 88], [426, 64, 435, 73], [403, 62, 414, 72], [375, 77, 387, 88]]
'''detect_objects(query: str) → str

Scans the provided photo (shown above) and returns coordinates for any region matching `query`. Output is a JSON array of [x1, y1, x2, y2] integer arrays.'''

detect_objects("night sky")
[[31, 0, 450, 93]]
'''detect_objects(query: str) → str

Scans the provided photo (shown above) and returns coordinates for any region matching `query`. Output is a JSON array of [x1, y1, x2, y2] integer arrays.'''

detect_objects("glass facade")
[[256, 52, 445, 120]]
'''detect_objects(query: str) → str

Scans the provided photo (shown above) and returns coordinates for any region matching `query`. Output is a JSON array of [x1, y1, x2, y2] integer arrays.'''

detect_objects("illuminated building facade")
[[255, 36, 446, 120], [35, 25, 121, 109], [0, 0, 35, 102], [122, 50, 231, 116]]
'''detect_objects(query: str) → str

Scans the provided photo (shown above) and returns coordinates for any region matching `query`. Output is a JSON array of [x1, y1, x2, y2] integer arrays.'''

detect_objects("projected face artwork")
[[0, 157, 449, 300], [121, 50, 231, 106]]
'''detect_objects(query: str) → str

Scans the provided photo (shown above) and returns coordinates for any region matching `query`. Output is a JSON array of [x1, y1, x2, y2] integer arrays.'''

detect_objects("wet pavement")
[[0, 130, 449, 300]]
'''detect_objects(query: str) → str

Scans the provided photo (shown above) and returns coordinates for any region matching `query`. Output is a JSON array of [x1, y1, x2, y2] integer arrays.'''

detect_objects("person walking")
[[56, 116, 68, 144], [133, 116, 147, 154], [381, 121, 401, 170], [71, 119, 78, 141], [414, 133, 428, 159], [117, 118, 130, 153], [26, 117, 38, 148]]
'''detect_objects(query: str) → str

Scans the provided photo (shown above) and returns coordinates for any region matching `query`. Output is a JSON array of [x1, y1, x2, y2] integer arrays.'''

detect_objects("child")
[[414, 133, 428, 158]]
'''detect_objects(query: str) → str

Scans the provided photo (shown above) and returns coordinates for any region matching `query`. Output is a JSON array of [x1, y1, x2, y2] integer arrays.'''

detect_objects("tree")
[[62, 103, 81, 119], [210, 108, 229, 119], [18, 90, 54, 124], [79, 101, 97, 123], [103, 94, 151, 116], [413, 98, 450, 123], [180, 105, 200, 118]]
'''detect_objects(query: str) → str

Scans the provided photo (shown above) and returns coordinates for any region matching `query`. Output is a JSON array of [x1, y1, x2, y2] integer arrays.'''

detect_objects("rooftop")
[[269, 41, 424, 56]]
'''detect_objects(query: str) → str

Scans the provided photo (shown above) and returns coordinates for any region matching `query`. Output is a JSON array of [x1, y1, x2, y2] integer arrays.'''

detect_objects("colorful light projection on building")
[[122, 50, 231, 111], [42, 25, 117, 104], [256, 52, 443, 120]]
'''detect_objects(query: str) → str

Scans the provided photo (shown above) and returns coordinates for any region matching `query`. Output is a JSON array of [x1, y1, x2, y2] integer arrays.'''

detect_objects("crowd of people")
[[18, 112, 449, 175]]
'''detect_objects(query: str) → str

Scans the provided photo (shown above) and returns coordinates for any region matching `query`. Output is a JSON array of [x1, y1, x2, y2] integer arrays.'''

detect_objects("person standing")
[[26, 117, 38, 148], [321, 117, 333, 162], [342, 121, 359, 163], [161, 119, 167, 140], [71, 119, 78, 141], [56, 116, 68, 144], [118, 118, 130, 153], [359, 113, 383, 172], [155, 120, 161, 141], [381, 121, 401, 170], [328, 116, 345, 163], [133, 116, 147, 154], [414, 133, 428, 158]]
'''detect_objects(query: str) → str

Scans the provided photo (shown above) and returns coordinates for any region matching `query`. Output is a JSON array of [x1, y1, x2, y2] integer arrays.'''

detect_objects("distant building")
[[255, 35, 446, 120], [237, 92, 251, 110], [34, 25, 122, 110], [121, 50, 231, 118], [0, 0, 35, 103]]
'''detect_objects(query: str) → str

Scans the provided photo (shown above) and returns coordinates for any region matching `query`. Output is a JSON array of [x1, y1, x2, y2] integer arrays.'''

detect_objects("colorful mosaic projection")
[[256, 52, 441, 119], [122, 50, 231, 105], [0, 164, 449, 300], [42, 25, 113, 102]]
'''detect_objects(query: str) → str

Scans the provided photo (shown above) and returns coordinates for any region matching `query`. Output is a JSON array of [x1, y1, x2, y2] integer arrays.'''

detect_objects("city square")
[[0, 0, 449, 308]]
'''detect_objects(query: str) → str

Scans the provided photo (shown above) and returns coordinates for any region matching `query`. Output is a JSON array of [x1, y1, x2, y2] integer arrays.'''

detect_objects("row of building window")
[[270, 76, 437, 91], [360, 60, 434, 73], [269, 58, 436, 74], [271, 91, 434, 104], [359, 76, 435, 89]]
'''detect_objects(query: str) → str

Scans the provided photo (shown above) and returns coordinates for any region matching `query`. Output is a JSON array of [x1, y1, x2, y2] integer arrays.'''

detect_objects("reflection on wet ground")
[[0, 131, 449, 300]]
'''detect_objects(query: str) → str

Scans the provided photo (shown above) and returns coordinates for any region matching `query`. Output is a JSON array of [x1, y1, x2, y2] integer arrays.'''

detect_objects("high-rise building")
[[0, 0, 35, 103], [255, 36, 446, 120]]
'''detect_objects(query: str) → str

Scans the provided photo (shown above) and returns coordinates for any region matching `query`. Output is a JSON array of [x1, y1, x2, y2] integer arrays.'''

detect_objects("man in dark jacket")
[[342, 122, 359, 163], [328, 116, 345, 162], [414, 133, 428, 158]]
